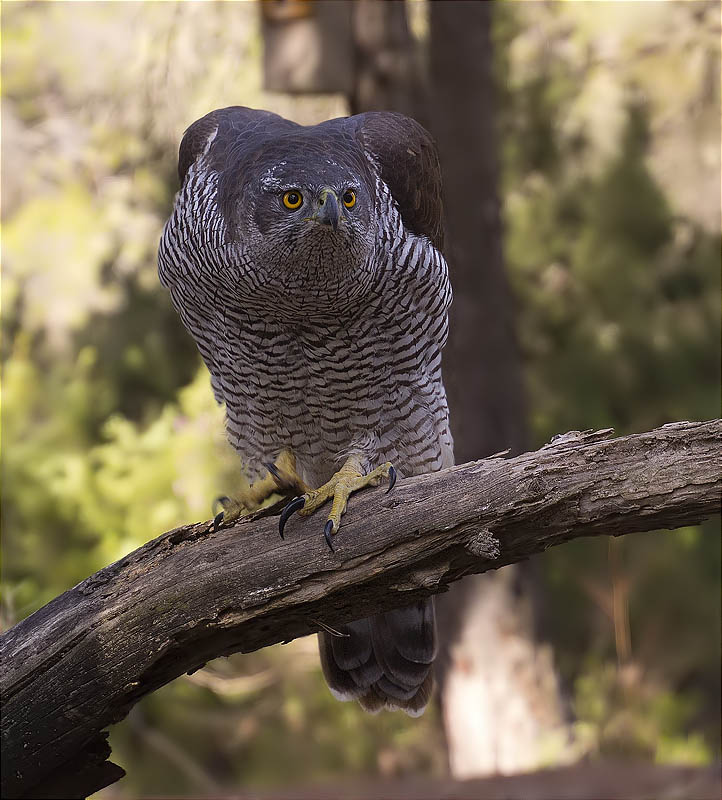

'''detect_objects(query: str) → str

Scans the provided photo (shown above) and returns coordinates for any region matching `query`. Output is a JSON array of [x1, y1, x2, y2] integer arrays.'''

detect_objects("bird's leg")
[[214, 449, 310, 528], [279, 454, 396, 550]]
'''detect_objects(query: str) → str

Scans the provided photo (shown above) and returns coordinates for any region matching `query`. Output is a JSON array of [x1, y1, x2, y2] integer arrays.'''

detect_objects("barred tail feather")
[[318, 599, 436, 716]]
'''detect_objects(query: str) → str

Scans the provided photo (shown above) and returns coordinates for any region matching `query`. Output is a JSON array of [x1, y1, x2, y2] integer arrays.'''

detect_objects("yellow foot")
[[212, 450, 309, 530], [278, 454, 396, 550]]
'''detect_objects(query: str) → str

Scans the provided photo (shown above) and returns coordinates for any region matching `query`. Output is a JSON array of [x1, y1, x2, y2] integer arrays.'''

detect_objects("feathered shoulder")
[[348, 112, 444, 252]]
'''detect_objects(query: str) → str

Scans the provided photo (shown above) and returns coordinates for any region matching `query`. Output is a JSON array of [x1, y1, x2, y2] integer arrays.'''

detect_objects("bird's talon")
[[387, 465, 397, 493], [324, 519, 335, 552], [212, 511, 225, 531], [279, 495, 306, 539], [212, 495, 231, 516]]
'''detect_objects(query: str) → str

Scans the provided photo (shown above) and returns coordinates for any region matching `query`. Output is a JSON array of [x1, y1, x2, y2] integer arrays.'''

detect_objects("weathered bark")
[[345, 0, 559, 776], [2, 420, 721, 799]]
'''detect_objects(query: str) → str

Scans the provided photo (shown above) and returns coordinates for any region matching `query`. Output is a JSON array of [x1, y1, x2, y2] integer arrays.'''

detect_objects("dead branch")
[[1, 419, 720, 798]]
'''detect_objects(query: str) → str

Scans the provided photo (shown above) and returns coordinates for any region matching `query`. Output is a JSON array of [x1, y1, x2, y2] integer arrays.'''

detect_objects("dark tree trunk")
[[430, 0, 526, 477], [348, 0, 425, 120], [428, 1, 571, 775]]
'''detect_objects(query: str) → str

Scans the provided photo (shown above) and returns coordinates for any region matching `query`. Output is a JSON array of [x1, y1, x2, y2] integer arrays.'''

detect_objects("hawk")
[[158, 106, 453, 716]]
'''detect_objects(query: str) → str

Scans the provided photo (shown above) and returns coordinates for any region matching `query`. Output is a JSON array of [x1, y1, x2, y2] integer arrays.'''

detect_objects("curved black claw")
[[212, 511, 225, 532], [386, 465, 397, 494], [279, 496, 305, 539], [323, 519, 335, 552]]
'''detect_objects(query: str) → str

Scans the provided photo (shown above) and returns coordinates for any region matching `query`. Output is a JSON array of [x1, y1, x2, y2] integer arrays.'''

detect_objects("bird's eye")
[[282, 190, 303, 210], [342, 189, 356, 209]]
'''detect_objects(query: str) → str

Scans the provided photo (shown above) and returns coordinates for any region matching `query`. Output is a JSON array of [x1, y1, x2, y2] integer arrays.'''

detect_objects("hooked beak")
[[314, 188, 340, 231]]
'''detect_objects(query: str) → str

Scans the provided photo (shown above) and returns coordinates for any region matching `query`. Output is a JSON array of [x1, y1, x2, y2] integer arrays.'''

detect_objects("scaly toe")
[[277, 458, 396, 545], [212, 495, 231, 517], [211, 495, 246, 529], [265, 461, 309, 497]]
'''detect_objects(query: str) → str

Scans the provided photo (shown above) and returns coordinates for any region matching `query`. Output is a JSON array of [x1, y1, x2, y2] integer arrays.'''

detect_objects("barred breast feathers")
[[158, 118, 452, 481]]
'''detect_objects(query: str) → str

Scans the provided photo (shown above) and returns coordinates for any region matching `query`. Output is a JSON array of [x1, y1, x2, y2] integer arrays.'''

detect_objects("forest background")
[[1, 1, 720, 796]]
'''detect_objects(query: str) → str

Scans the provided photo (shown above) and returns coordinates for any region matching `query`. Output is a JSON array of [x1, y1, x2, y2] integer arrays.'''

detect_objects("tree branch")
[[2, 420, 721, 798]]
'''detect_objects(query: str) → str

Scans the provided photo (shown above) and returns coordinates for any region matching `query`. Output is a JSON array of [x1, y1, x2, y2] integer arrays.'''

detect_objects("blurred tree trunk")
[[347, 0, 425, 120], [428, 1, 571, 776]]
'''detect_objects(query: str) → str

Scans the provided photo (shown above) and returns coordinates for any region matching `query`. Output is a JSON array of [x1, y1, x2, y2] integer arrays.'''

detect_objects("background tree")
[[1, 1, 719, 794], [429, 1, 570, 776]]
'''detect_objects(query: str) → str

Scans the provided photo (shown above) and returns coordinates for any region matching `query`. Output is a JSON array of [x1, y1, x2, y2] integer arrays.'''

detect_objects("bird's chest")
[[270, 324, 387, 420], [225, 318, 387, 451], [223, 298, 447, 479]]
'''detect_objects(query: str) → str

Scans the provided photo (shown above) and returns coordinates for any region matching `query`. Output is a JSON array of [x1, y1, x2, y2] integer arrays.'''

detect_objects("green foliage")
[[107, 644, 445, 793], [2, 343, 237, 617], [495, 0, 721, 765], [1, 2, 430, 793], [1, 0, 719, 793], [573, 659, 712, 765]]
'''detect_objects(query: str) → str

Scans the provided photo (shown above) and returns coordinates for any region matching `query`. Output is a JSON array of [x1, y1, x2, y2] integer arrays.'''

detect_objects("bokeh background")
[[2, 1, 720, 796]]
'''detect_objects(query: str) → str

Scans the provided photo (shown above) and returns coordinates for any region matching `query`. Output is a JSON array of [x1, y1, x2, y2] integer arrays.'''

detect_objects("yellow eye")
[[342, 189, 356, 209], [282, 190, 303, 210]]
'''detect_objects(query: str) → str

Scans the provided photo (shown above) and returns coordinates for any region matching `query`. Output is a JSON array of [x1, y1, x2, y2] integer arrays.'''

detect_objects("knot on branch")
[[464, 527, 501, 560]]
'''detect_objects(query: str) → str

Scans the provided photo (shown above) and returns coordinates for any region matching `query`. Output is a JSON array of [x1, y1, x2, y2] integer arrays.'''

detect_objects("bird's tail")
[[318, 599, 436, 716]]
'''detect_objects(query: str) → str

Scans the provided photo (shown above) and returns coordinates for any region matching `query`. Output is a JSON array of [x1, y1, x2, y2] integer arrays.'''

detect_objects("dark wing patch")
[[177, 105, 297, 186], [351, 112, 445, 251]]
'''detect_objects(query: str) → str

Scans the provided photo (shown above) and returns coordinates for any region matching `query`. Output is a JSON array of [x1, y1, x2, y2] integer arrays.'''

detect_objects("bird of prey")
[[158, 106, 453, 716]]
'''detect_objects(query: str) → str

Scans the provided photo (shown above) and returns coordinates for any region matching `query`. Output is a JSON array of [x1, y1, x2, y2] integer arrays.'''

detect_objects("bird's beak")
[[314, 189, 340, 231]]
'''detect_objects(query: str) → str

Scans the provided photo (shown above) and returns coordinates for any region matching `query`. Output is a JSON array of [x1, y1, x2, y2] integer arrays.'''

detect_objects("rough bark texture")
[[428, 0, 566, 776], [346, 0, 560, 776], [2, 420, 721, 799]]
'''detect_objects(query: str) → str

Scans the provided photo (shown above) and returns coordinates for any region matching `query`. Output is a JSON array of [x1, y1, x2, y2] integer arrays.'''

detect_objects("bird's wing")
[[351, 112, 445, 252], [177, 105, 294, 185]]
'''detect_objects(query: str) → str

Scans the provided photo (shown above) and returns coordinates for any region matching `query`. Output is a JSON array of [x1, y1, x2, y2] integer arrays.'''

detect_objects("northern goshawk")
[[158, 106, 453, 716]]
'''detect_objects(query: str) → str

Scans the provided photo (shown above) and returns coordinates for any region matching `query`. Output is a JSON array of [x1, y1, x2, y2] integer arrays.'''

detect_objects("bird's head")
[[219, 135, 378, 319]]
